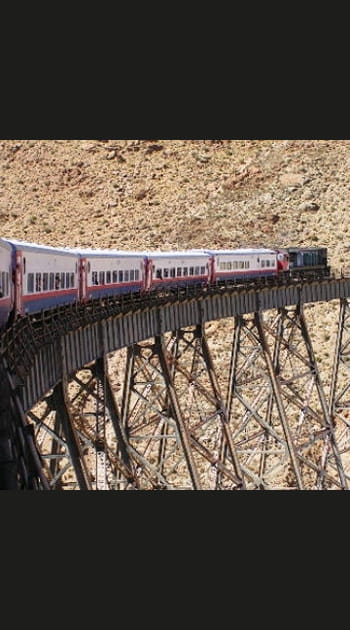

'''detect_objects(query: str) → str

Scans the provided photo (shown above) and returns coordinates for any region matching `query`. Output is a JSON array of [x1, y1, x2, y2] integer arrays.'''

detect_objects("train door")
[[209, 256, 216, 284], [144, 258, 153, 292], [15, 250, 24, 315], [79, 257, 88, 301]]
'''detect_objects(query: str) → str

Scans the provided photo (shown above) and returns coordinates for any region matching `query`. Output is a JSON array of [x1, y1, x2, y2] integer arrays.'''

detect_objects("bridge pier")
[[0, 361, 18, 489], [329, 298, 350, 481], [225, 307, 347, 489]]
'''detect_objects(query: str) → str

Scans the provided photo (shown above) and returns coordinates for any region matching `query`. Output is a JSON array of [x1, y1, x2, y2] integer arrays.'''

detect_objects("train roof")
[[75, 247, 146, 258], [2, 238, 80, 256], [201, 248, 277, 255], [286, 246, 327, 252], [145, 250, 210, 258], [2, 239, 146, 258], [0, 238, 13, 252]]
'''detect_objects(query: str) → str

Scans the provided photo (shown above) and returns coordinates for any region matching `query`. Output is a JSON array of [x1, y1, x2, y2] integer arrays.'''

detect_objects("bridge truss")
[[2, 280, 350, 489]]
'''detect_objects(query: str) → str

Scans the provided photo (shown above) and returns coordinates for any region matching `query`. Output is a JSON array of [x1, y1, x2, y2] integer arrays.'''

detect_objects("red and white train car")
[[0, 238, 13, 327], [77, 248, 146, 300], [3, 239, 80, 317], [146, 250, 211, 290], [204, 248, 280, 283]]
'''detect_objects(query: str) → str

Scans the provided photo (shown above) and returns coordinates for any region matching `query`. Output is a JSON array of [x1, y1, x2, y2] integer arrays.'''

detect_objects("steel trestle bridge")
[[2, 276, 350, 490]]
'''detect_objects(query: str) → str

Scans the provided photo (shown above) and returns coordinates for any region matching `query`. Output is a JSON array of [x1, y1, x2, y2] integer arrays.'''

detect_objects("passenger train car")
[[10, 240, 80, 316], [203, 249, 280, 283], [0, 238, 12, 328], [0, 237, 331, 330], [146, 250, 210, 290], [78, 248, 146, 300]]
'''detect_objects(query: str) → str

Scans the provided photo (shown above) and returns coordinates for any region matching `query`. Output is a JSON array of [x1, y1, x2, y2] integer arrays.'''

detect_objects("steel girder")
[[5, 301, 350, 489]]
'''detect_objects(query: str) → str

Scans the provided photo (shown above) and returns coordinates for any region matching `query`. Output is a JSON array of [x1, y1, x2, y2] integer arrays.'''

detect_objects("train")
[[0, 237, 331, 329]]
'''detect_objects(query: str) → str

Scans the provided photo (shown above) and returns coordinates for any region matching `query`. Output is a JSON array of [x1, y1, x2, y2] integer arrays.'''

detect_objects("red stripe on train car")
[[215, 269, 277, 275], [152, 275, 208, 283]]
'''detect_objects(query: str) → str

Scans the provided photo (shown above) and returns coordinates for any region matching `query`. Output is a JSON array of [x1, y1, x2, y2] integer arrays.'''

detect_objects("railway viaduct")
[[2, 277, 350, 490]]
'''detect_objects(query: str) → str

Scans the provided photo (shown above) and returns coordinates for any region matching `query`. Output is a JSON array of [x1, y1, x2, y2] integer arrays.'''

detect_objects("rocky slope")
[[1, 138, 349, 383], [1, 139, 349, 271]]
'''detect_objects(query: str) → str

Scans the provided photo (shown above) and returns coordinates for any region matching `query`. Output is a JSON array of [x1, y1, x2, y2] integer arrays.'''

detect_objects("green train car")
[[286, 247, 330, 279]]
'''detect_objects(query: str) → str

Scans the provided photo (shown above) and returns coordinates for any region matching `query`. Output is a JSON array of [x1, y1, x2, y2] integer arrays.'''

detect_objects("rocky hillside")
[[3, 139, 350, 489], [1, 139, 350, 274], [1, 139, 350, 383]]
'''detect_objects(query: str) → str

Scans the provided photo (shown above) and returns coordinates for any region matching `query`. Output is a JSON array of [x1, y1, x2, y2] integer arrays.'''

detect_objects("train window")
[[266, 260, 270, 268], [245, 261, 250, 269], [118, 270, 123, 283], [135, 269, 140, 281], [27, 274, 35, 293], [55, 273, 60, 289], [163, 268, 169, 278], [130, 269, 135, 281], [113, 271, 118, 283], [125, 270, 129, 282], [99, 271, 105, 285], [170, 268, 176, 278], [261, 260, 265, 268], [239, 262, 244, 269], [0, 272, 7, 296], [189, 267, 194, 276], [200, 266, 205, 275], [49, 273, 55, 290], [43, 273, 48, 291], [156, 269, 162, 279], [183, 267, 188, 276], [106, 271, 111, 284], [92, 272, 98, 285], [61, 272, 65, 288], [194, 266, 199, 275], [36, 273, 42, 292], [23, 257, 26, 275], [177, 267, 182, 277], [65, 272, 70, 288], [70, 272, 75, 287]]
